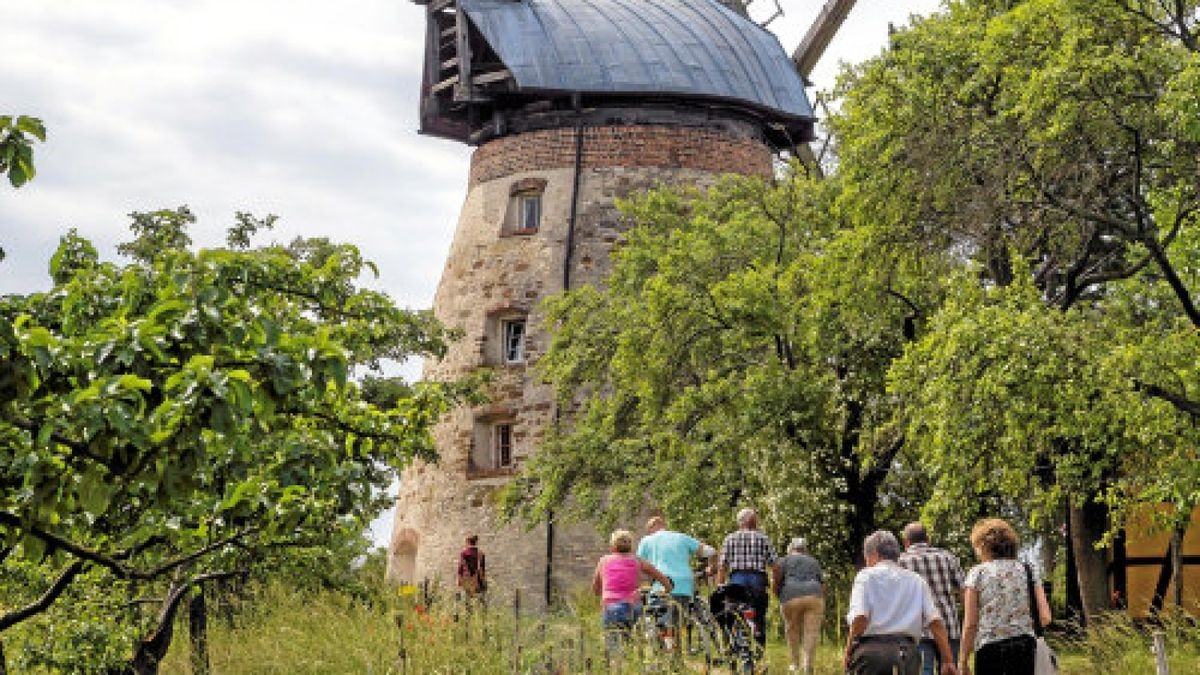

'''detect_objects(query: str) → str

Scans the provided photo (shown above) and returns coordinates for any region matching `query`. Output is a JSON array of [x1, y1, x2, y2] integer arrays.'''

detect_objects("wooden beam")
[[792, 7, 855, 175], [454, 7, 474, 101], [472, 69, 512, 86], [792, 0, 858, 80], [432, 75, 459, 94]]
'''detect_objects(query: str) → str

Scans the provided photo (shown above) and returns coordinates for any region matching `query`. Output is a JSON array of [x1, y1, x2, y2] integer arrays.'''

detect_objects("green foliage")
[[505, 2, 1200, 608], [830, 0, 1200, 539], [0, 208, 469, 670], [0, 115, 45, 188], [2, 561, 140, 673], [501, 172, 947, 567]]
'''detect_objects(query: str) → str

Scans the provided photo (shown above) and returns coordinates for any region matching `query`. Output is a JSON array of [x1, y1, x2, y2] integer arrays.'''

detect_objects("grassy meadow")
[[154, 582, 1200, 674]]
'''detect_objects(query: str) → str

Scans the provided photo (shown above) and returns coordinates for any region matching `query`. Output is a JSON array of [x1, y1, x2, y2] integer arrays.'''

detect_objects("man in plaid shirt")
[[716, 507, 779, 646], [898, 522, 965, 675]]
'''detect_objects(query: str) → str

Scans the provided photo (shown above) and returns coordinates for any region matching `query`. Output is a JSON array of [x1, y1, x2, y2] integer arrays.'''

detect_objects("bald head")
[[902, 522, 929, 547]]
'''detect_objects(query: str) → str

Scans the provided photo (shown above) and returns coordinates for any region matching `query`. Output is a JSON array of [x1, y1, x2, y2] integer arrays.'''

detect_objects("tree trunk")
[[188, 587, 209, 675], [1068, 498, 1110, 625], [129, 583, 185, 675], [846, 488, 877, 568]]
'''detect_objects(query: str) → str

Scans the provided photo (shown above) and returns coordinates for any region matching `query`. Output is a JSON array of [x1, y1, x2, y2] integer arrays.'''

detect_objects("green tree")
[[0, 115, 44, 189], [0, 209, 469, 673], [501, 174, 947, 568], [832, 0, 1200, 619], [0, 114, 46, 262]]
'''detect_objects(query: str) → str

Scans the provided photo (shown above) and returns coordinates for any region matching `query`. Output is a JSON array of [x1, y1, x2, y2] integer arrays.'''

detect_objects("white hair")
[[863, 530, 901, 561], [736, 508, 756, 528], [788, 537, 807, 554]]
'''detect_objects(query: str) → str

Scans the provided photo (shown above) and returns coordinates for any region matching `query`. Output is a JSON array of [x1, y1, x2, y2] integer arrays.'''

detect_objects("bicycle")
[[631, 588, 723, 673], [679, 590, 722, 672], [708, 583, 766, 674]]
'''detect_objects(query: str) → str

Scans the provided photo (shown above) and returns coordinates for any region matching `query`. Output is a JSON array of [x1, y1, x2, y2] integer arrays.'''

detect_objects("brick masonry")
[[388, 123, 772, 608], [470, 125, 773, 186]]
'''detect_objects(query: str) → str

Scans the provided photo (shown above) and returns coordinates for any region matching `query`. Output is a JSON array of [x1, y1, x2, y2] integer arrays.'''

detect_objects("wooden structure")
[[1112, 506, 1200, 617], [414, 0, 816, 148]]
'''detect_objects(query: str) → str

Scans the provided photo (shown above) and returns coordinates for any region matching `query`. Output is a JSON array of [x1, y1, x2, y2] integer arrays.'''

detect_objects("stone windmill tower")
[[389, 0, 848, 606]]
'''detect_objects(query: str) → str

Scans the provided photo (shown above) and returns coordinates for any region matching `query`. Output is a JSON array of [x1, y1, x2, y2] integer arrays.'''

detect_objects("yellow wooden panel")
[[1126, 565, 1162, 618], [1120, 504, 1200, 618], [1182, 508, 1200, 552], [1124, 505, 1178, 558], [1184, 565, 1200, 616]]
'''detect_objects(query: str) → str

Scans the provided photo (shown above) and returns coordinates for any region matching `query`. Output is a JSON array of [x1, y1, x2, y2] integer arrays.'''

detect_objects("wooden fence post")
[[188, 587, 210, 675], [538, 622, 550, 672], [579, 623, 586, 672], [512, 589, 521, 675], [394, 613, 408, 675], [1152, 630, 1170, 675]]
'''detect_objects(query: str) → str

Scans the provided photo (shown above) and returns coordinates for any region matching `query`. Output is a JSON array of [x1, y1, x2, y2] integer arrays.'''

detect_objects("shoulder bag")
[[1023, 562, 1059, 675]]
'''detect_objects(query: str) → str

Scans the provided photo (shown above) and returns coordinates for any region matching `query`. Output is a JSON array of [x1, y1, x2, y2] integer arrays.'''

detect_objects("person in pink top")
[[592, 529, 673, 632]]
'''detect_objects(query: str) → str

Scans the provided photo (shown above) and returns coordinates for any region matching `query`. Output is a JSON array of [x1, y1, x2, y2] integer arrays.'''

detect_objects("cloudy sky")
[[0, 0, 941, 546]]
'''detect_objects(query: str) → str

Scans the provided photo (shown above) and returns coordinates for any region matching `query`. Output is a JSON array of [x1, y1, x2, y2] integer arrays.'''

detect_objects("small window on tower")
[[518, 194, 541, 232], [469, 413, 518, 477], [494, 423, 513, 468], [504, 177, 547, 236], [501, 318, 526, 364]]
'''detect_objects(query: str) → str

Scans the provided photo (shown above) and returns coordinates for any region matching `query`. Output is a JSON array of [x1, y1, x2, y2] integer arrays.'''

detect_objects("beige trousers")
[[780, 595, 824, 672]]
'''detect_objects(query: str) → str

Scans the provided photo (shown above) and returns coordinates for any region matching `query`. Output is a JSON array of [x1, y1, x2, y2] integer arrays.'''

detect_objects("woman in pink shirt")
[[592, 529, 673, 630]]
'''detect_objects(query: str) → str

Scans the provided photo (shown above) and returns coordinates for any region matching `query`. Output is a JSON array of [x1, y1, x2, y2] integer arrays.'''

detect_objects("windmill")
[[389, 0, 862, 606]]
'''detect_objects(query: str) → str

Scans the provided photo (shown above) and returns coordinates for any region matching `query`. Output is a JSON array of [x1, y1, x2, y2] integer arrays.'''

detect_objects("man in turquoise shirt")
[[637, 516, 716, 601]]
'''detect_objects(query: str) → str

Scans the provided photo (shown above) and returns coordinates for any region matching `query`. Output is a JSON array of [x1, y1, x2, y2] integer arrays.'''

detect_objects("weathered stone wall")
[[389, 123, 772, 608]]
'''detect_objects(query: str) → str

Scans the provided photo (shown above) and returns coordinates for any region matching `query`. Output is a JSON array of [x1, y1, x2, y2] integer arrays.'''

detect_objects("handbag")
[[1023, 563, 1059, 675]]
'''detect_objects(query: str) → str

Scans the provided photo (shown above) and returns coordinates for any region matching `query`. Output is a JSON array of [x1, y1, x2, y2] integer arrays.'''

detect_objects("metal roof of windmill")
[[459, 0, 814, 122]]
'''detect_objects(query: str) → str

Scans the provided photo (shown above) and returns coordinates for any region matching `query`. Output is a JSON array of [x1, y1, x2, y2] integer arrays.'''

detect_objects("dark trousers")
[[848, 636, 920, 675], [974, 635, 1035, 675], [919, 637, 960, 675], [729, 571, 769, 646]]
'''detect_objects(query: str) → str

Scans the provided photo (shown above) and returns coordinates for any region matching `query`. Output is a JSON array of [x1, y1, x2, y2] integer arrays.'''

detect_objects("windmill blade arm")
[[792, 0, 859, 80]]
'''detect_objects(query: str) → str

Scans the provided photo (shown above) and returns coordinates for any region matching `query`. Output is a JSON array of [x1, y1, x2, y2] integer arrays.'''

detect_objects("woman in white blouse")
[[958, 518, 1052, 675]]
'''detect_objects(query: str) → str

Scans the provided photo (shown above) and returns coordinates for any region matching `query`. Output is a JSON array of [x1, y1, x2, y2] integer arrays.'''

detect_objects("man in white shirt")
[[844, 530, 958, 675]]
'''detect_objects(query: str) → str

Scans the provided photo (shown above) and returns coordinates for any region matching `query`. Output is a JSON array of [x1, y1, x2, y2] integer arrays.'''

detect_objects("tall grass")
[[158, 583, 1199, 674], [1051, 613, 1200, 674], [158, 583, 399, 674]]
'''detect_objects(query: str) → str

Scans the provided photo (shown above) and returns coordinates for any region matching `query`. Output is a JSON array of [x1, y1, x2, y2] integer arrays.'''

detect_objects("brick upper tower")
[[388, 0, 814, 605]]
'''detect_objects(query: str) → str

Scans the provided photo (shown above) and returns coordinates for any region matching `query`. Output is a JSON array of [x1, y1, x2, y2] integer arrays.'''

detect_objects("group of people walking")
[[592, 509, 1052, 675]]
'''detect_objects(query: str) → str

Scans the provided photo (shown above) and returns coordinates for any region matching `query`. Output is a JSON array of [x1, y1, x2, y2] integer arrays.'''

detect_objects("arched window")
[[389, 528, 420, 585]]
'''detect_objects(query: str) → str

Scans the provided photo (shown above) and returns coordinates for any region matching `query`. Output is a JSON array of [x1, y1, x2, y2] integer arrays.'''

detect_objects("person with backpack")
[[457, 534, 487, 601]]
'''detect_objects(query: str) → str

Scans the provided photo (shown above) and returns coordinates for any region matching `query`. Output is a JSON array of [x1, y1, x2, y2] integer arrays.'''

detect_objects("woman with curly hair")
[[958, 519, 1052, 675]]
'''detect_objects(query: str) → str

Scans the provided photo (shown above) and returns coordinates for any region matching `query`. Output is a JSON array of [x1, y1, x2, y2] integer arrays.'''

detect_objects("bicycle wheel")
[[603, 625, 630, 668], [689, 614, 720, 672], [725, 613, 757, 675], [684, 601, 720, 671]]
